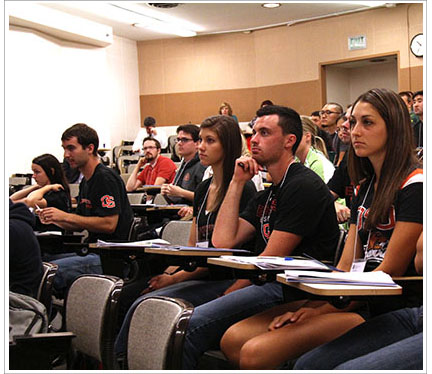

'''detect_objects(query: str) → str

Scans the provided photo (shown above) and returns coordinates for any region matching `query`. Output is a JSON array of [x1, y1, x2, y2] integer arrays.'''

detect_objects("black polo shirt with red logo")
[[76, 163, 133, 242]]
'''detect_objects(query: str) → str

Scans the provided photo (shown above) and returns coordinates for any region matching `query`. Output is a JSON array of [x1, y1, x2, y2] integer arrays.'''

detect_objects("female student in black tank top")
[[142, 115, 256, 293], [220, 88, 422, 369], [114, 115, 256, 357]]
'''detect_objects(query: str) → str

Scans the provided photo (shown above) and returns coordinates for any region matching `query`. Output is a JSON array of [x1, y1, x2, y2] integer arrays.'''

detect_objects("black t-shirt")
[[35, 189, 71, 231], [240, 162, 339, 260], [77, 163, 133, 242], [327, 152, 353, 208], [193, 178, 257, 247], [350, 170, 423, 273]]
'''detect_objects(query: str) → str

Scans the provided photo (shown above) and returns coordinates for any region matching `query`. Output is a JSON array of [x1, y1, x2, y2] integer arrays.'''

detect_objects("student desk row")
[[87, 243, 408, 304]]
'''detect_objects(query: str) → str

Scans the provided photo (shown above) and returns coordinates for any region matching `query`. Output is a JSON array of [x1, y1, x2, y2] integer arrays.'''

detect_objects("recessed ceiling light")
[[262, 3, 281, 9]]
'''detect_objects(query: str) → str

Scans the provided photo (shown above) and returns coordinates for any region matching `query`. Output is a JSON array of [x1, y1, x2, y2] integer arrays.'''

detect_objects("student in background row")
[[219, 88, 422, 370], [219, 101, 238, 124], [311, 109, 332, 156], [132, 116, 168, 152], [126, 137, 177, 192], [160, 124, 206, 205], [10, 153, 71, 232], [412, 90, 423, 148], [295, 115, 334, 183], [114, 115, 257, 358], [327, 106, 353, 223], [39, 123, 133, 298], [248, 99, 274, 129], [294, 232, 423, 370]]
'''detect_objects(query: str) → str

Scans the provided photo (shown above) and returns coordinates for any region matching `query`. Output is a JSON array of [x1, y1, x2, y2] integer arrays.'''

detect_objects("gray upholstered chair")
[[65, 274, 124, 369], [153, 193, 168, 205], [37, 262, 58, 320], [127, 192, 146, 205], [127, 296, 193, 370], [160, 220, 192, 246]]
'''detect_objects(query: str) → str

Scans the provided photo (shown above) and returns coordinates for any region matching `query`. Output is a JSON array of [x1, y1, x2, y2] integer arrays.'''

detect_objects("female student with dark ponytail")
[[11, 153, 71, 230], [114, 115, 256, 358]]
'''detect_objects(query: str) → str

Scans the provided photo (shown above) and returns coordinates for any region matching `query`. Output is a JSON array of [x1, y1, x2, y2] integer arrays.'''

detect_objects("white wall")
[[326, 61, 398, 109], [6, 27, 141, 176], [326, 67, 351, 109], [348, 62, 398, 103]]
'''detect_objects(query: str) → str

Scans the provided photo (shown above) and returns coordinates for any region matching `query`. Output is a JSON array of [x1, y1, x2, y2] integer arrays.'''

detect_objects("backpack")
[[9, 291, 48, 342]]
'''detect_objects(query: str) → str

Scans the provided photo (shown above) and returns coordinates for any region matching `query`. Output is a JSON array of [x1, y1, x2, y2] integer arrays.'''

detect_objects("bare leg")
[[221, 300, 307, 366], [239, 312, 365, 369]]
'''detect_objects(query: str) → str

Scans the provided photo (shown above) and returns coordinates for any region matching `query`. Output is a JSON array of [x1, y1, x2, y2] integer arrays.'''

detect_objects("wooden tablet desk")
[[146, 247, 248, 273], [135, 185, 162, 194], [207, 256, 294, 284], [276, 274, 402, 296]]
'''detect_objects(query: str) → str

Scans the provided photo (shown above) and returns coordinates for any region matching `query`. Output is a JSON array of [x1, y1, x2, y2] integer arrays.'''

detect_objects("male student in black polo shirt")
[[40, 123, 133, 297], [160, 124, 206, 206]]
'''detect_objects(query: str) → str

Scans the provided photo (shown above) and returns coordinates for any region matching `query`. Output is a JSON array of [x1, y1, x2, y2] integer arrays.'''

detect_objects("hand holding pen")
[[234, 156, 259, 183]]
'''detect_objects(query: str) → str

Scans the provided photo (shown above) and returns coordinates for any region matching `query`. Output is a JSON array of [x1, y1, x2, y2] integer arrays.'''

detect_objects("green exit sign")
[[348, 35, 367, 50]]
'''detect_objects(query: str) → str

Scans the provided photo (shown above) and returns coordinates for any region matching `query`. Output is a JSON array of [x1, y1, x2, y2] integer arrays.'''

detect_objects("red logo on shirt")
[[101, 195, 115, 208]]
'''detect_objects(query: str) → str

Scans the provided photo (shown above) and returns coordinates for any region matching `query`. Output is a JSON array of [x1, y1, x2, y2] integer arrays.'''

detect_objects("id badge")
[[351, 259, 366, 272], [196, 241, 209, 248]]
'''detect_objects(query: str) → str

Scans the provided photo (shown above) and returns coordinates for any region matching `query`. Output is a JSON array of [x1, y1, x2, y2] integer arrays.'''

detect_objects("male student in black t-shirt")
[[39, 123, 133, 297], [181, 105, 339, 369]]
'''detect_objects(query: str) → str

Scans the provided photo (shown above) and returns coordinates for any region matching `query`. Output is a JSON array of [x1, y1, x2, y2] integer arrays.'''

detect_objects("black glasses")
[[175, 137, 194, 144], [319, 110, 341, 116]]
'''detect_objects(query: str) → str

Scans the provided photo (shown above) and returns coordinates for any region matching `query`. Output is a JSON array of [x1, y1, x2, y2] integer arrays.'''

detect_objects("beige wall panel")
[[140, 79, 325, 126], [137, 4, 422, 124]]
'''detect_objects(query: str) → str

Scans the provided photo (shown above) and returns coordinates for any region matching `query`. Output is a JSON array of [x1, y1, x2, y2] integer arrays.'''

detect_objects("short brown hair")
[[61, 123, 99, 156]]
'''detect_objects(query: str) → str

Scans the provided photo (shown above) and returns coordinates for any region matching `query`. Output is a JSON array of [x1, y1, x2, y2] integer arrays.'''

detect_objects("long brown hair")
[[200, 115, 242, 211], [33, 153, 71, 205], [348, 88, 418, 230]]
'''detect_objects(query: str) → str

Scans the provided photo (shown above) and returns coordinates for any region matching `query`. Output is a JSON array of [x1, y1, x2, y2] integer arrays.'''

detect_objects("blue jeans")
[[114, 279, 235, 355], [336, 333, 423, 370], [294, 306, 423, 370], [182, 281, 286, 369], [52, 253, 103, 298]]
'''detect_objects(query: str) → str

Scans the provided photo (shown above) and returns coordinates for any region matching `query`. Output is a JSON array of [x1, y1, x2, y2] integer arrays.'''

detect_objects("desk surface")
[[135, 185, 162, 193], [207, 257, 257, 269], [131, 204, 186, 211], [276, 274, 402, 296], [145, 247, 237, 257]]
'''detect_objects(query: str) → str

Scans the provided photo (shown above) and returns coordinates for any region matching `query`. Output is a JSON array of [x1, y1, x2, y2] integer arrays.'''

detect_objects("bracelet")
[[163, 271, 174, 276]]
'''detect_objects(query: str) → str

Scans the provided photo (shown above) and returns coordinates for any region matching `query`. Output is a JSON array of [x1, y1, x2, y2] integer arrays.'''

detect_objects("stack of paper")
[[283, 270, 398, 287], [220, 256, 331, 271], [95, 239, 170, 248]]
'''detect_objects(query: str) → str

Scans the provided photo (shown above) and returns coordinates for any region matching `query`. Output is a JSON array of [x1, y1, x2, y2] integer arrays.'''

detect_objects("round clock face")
[[410, 33, 424, 57]]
